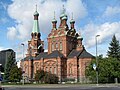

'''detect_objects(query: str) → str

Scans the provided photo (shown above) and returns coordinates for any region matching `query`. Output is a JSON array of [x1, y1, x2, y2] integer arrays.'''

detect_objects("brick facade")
[[21, 7, 94, 83]]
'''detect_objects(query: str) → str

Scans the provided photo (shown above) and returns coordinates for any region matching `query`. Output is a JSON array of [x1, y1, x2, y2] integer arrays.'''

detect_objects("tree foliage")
[[9, 65, 22, 82], [4, 52, 16, 81], [4, 51, 22, 82], [35, 69, 45, 83], [86, 35, 120, 83], [86, 56, 120, 83], [35, 69, 58, 84], [107, 35, 120, 60], [44, 72, 58, 84]]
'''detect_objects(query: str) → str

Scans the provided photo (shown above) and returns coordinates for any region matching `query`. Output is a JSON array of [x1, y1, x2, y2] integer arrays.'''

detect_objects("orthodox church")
[[22, 6, 94, 83]]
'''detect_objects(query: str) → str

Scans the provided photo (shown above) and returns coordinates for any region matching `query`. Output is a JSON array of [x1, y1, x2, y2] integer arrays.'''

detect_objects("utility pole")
[[0, 64, 2, 86], [21, 43, 25, 85], [95, 35, 100, 86]]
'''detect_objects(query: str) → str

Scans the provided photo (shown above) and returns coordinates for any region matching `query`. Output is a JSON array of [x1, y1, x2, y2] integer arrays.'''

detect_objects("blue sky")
[[0, 0, 120, 60]]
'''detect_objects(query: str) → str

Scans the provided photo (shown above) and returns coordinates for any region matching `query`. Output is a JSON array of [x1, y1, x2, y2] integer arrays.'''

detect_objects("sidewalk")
[[1, 83, 120, 88]]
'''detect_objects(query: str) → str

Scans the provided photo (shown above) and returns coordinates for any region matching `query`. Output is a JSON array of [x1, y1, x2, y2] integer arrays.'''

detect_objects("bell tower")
[[26, 5, 44, 57]]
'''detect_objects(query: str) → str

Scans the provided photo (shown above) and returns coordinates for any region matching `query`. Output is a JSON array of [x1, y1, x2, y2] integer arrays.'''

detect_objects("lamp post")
[[95, 35, 100, 86], [21, 43, 25, 85], [0, 64, 2, 86]]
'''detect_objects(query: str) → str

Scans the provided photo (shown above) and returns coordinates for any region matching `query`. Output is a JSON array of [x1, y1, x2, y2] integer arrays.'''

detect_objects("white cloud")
[[11, 41, 28, 61], [7, 27, 17, 40], [17, 61, 21, 68], [66, 0, 87, 21], [7, 0, 87, 60], [7, 0, 87, 41], [103, 6, 120, 17], [81, 22, 120, 48]]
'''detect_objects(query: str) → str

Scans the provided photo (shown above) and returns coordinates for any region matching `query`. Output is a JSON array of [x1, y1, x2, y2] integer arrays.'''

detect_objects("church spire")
[[52, 11, 57, 29], [70, 12, 75, 29], [60, 5, 67, 20], [59, 5, 68, 28], [34, 5, 39, 16], [32, 5, 40, 34], [52, 11, 57, 23]]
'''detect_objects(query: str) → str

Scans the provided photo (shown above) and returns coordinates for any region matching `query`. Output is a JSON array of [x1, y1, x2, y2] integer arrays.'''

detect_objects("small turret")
[[60, 5, 67, 19], [52, 11, 57, 30], [59, 5, 68, 28], [31, 5, 41, 39], [76, 33, 83, 51], [70, 13, 75, 29]]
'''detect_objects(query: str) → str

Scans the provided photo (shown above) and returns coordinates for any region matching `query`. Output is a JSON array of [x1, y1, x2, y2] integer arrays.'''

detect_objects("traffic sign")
[[93, 63, 97, 70], [0, 76, 3, 81]]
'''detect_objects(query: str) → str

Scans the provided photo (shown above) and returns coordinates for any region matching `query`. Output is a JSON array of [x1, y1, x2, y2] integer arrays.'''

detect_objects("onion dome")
[[70, 19, 75, 23], [70, 13, 75, 23], [52, 11, 57, 23], [34, 11, 39, 16], [77, 33, 83, 40], [62, 16, 68, 20], [32, 5, 40, 33], [34, 5, 39, 16], [60, 5, 67, 19]]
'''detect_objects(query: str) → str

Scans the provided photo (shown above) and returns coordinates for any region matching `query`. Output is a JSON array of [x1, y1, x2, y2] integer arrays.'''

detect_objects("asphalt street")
[[2, 86, 120, 90]]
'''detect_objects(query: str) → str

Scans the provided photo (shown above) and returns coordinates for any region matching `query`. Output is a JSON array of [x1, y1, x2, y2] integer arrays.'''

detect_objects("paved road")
[[2, 86, 120, 90]]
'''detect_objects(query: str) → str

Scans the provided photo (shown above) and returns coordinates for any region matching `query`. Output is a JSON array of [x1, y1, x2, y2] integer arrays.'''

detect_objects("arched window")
[[60, 42, 62, 51], [34, 62, 39, 72], [46, 67, 48, 72], [39, 63, 41, 70], [54, 67, 56, 74], [50, 67, 52, 73], [52, 43, 54, 51], [56, 43, 58, 50], [69, 63, 72, 75], [24, 64, 27, 73], [36, 63, 39, 70]]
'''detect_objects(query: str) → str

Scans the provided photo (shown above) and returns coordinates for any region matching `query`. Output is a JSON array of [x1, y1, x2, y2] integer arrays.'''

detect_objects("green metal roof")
[[77, 36, 83, 40], [60, 5, 67, 18], [34, 11, 39, 16], [70, 19, 75, 23], [62, 16, 68, 20], [32, 20, 40, 33], [60, 13, 67, 18], [52, 18, 57, 23]]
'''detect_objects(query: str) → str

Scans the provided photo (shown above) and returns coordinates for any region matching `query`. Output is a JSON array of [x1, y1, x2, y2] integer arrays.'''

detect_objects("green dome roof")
[[70, 19, 75, 23], [62, 16, 68, 20], [52, 18, 57, 23], [60, 13, 67, 18], [77, 36, 83, 40], [60, 5, 67, 18], [32, 20, 40, 33], [34, 11, 39, 16]]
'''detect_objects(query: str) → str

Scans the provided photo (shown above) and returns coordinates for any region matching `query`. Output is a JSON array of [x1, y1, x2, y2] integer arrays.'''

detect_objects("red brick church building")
[[22, 7, 94, 83]]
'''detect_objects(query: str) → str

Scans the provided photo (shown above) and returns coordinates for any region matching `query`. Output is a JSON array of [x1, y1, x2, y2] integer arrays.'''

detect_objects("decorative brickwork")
[[22, 7, 94, 83]]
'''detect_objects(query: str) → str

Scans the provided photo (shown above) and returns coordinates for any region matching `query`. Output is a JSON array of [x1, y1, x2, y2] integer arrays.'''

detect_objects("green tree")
[[85, 59, 96, 83], [107, 35, 120, 60], [4, 52, 16, 82], [86, 57, 120, 83], [98, 57, 115, 83], [35, 69, 46, 83], [9, 65, 22, 82], [44, 72, 58, 84], [86, 35, 120, 83], [34, 69, 58, 84]]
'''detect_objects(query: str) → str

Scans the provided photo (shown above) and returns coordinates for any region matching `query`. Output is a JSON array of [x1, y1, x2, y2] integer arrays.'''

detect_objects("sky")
[[0, 0, 120, 61]]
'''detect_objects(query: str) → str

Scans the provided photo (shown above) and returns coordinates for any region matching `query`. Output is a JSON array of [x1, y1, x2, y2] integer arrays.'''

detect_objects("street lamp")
[[0, 64, 2, 85], [95, 35, 100, 86], [21, 43, 25, 85]]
